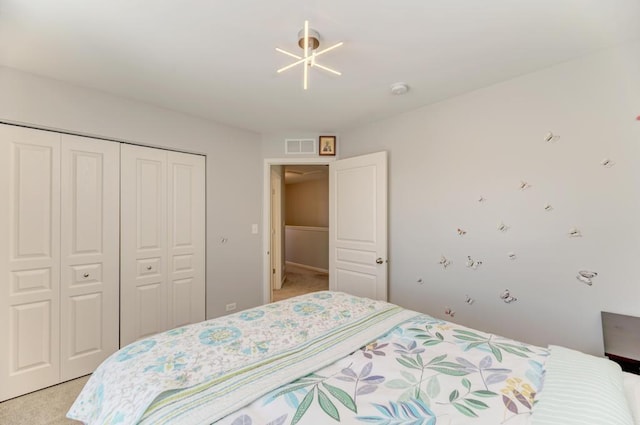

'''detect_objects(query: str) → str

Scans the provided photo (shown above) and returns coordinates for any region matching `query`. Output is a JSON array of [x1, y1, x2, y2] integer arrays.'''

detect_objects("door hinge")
[[272, 268, 276, 274]]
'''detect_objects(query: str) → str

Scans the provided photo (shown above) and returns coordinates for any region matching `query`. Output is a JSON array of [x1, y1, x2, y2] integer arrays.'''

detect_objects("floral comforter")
[[69, 291, 548, 425], [216, 314, 549, 425], [68, 292, 418, 425]]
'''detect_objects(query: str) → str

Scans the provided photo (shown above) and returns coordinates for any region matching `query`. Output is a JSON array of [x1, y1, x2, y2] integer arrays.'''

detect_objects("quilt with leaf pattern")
[[216, 314, 548, 425], [69, 291, 548, 424], [68, 292, 419, 425]]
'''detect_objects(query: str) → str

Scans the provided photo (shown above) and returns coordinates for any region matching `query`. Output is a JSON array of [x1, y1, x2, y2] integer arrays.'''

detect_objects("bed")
[[68, 291, 638, 425]]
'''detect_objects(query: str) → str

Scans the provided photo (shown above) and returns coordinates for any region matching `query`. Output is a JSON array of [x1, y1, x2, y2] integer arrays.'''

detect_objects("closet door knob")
[[83, 273, 90, 278], [146, 265, 152, 270], [376, 258, 384, 264]]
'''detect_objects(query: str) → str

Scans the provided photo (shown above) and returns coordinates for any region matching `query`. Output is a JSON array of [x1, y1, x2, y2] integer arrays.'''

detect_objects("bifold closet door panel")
[[60, 135, 120, 381], [0, 125, 61, 401], [167, 152, 205, 329], [120, 144, 168, 347]]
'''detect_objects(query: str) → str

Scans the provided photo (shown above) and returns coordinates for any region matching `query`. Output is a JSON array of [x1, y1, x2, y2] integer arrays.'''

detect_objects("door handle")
[[376, 257, 384, 264]]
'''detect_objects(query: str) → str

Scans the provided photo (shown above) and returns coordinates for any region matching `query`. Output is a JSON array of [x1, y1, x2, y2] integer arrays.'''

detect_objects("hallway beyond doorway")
[[272, 264, 328, 302]]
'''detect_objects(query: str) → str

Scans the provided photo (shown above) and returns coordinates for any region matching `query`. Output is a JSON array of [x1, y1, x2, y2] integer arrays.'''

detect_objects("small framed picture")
[[319, 135, 336, 156]]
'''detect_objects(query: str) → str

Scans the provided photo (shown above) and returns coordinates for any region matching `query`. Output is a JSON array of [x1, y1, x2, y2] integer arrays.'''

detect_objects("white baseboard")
[[285, 261, 328, 274]]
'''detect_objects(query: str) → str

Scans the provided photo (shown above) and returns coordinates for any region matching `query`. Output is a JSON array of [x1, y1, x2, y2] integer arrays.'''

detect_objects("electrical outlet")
[[226, 303, 236, 312]]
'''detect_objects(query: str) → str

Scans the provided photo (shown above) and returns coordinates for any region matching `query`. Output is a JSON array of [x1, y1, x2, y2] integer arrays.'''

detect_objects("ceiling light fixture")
[[276, 20, 343, 90]]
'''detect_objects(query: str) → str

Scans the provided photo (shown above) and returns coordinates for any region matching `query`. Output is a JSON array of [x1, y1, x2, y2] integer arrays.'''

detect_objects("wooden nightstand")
[[605, 353, 640, 375], [602, 311, 640, 375]]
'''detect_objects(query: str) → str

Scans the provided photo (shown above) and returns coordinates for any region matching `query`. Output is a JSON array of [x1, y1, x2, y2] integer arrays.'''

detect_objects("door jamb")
[[270, 168, 283, 290], [262, 157, 334, 305]]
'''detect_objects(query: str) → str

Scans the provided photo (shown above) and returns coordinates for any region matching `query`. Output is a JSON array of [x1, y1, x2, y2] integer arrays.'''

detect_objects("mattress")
[[624, 372, 640, 425]]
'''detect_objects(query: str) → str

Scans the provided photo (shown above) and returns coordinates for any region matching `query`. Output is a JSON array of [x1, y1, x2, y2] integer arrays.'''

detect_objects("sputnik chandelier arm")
[[275, 20, 343, 89], [275, 48, 302, 60], [276, 42, 344, 74], [312, 62, 341, 76]]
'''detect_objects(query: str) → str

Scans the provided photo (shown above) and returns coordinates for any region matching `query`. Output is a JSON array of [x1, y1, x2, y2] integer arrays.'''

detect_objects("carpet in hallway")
[[272, 264, 328, 302]]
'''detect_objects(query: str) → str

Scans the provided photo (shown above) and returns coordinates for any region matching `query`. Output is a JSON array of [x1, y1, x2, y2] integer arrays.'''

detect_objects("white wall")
[[285, 226, 329, 271], [0, 66, 264, 319], [4, 35, 638, 356], [262, 131, 334, 158], [283, 177, 329, 270], [335, 39, 640, 356], [285, 178, 329, 227]]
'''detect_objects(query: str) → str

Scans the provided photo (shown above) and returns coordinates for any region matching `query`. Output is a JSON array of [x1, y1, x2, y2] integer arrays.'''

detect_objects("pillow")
[[531, 345, 634, 425]]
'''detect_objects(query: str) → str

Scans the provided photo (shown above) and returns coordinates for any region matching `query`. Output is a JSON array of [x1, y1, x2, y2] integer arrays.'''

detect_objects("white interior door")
[[270, 168, 283, 291], [329, 151, 388, 300], [0, 125, 61, 401], [60, 135, 120, 381], [167, 151, 205, 329], [120, 144, 168, 346]]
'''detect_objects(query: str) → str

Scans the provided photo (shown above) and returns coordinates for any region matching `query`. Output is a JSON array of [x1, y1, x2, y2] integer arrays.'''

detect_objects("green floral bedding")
[[217, 314, 549, 425], [68, 292, 418, 425], [68, 292, 548, 424]]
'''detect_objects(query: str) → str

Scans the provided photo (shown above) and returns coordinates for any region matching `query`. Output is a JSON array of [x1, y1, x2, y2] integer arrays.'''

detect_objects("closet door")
[[167, 152, 205, 328], [0, 125, 61, 401], [120, 144, 168, 346], [60, 135, 119, 380]]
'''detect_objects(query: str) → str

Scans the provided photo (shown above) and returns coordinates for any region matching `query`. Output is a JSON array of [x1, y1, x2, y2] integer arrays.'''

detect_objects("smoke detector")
[[390, 82, 409, 95]]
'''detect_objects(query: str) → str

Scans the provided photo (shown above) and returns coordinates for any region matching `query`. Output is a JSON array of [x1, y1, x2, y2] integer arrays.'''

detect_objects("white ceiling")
[[1, 0, 639, 134], [284, 165, 328, 184]]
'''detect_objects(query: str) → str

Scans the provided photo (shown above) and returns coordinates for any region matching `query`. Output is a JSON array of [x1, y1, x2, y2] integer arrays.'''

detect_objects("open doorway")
[[272, 165, 329, 302], [263, 157, 334, 304], [264, 152, 389, 304]]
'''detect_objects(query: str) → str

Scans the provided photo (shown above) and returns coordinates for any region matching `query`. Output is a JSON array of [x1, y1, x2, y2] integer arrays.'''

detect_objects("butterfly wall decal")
[[500, 289, 518, 303]]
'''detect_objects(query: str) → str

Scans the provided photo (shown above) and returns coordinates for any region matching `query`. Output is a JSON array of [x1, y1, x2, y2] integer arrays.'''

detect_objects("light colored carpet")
[[272, 264, 329, 302], [0, 375, 89, 425]]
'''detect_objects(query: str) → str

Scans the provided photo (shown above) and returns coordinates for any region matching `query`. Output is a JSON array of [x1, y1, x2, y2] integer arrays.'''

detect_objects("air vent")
[[285, 139, 316, 155]]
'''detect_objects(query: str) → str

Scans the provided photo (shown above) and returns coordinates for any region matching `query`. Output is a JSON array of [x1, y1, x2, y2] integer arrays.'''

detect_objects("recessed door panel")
[[68, 293, 102, 358], [173, 254, 193, 273], [13, 144, 54, 260], [171, 164, 193, 248], [11, 268, 51, 294], [11, 301, 52, 372], [336, 248, 377, 266], [71, 152, 102, 254], [70, 264, 102, 287], [138, 160, 164, 250], [137, 283, 164, 339], [171, 278, 193, 328], [137, 257, 161, 277], [335, 166, 377, 243], [335, 269, 378, 300]]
